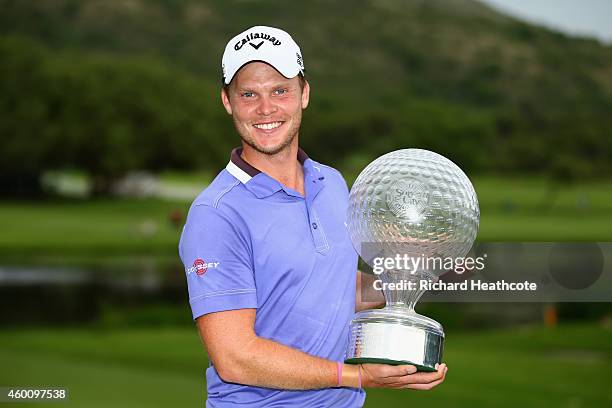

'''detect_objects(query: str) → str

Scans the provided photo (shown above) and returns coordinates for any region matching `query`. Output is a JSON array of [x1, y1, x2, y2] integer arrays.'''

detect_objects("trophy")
[[345, 149, 479, 371]]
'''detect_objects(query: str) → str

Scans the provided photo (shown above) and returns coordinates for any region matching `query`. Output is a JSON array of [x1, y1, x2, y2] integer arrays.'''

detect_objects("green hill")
[[1, 0, 611, 194]]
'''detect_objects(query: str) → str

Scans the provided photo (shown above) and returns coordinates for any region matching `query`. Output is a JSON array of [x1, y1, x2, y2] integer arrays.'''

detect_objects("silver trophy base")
[[345, 307, 444, 372]]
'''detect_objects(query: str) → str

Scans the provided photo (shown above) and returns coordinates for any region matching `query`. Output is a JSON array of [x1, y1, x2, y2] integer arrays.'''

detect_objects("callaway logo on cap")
[[222, 25, 305, 85]]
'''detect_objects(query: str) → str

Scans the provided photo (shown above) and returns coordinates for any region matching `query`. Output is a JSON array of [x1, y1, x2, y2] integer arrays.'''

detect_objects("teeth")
[[254, 121, 282, 130]]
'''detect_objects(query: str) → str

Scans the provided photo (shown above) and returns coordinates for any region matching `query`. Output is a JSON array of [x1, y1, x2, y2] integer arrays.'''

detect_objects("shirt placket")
[[308, 205, 329, 253], [304, 171, 329, 254]]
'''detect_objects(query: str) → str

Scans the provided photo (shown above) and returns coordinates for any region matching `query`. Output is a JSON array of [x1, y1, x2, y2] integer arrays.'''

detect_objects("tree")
[[0, 36, 229, 197]]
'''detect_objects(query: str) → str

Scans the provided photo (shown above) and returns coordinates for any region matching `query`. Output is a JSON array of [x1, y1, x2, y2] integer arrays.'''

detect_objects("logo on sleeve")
[[186, 258, 220, 276]]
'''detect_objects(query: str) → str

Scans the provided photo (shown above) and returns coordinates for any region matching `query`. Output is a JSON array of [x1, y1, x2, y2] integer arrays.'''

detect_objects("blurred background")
[[1, 0, 611, 406]]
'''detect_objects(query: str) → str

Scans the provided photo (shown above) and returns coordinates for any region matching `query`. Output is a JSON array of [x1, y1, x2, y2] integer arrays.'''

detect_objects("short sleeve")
[[179, 204, 257, 319]]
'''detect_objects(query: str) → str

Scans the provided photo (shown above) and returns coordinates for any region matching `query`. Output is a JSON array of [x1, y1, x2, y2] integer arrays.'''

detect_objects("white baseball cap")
[[221, 25, 305, 85]]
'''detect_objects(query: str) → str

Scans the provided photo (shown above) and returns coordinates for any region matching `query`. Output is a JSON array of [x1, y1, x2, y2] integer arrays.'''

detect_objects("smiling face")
[[221, 62, 310, 156]]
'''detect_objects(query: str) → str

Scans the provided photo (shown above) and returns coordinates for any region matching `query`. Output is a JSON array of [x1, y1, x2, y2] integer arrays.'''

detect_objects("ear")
[[221, 87, 233, 115], [301, 80, 310, 110]]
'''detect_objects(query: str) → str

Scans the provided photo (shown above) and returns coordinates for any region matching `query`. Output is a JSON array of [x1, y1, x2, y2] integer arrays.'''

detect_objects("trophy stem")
[[380, 270, 437, 310]]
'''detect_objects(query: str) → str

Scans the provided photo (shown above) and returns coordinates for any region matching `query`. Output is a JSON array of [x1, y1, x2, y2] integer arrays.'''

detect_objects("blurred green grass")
[[158, 170, 213, 187], [1, 176, 611, 259], [1, 323, 610, 407], [474, 177, 612, 241], [0, 328, 205, 407], [0, 199, 187, 258]]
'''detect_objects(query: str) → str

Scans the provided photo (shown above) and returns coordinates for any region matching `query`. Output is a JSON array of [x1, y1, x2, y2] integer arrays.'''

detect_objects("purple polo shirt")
[[178, 148, 365, 407]]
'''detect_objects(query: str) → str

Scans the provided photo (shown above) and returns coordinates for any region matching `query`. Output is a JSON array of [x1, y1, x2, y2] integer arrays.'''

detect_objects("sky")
[[478, 0, 612, 44]]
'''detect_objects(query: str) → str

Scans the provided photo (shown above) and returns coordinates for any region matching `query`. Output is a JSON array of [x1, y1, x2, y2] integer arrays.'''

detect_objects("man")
[[179, 25, 447, 407]]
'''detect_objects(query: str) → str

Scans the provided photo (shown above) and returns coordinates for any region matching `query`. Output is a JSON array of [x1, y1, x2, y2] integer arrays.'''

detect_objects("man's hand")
[[361, 363, 447, 390]]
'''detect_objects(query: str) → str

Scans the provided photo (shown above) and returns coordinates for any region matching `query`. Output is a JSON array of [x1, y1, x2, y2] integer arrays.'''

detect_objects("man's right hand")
[[360, 363, 448, 390]]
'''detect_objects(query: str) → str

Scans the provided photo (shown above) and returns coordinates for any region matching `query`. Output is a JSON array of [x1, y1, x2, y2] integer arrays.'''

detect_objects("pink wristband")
[[336, 362, 343, 387]]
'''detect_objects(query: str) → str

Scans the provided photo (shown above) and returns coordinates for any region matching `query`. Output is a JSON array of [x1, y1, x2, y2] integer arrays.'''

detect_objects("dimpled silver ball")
[[347, 149, 479, 274]]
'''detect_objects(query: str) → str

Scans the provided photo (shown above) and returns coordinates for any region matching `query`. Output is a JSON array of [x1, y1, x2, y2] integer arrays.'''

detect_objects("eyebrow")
[[236, 82, 293, 92]]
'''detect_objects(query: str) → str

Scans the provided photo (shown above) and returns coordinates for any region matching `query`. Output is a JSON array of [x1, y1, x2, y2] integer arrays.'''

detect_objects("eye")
[[274, 88, 288, 95], [241, 91, 255, 98]]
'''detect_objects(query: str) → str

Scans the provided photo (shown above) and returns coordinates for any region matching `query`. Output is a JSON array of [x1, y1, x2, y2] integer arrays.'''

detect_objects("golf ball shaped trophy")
[[345, 149, 479, 371]]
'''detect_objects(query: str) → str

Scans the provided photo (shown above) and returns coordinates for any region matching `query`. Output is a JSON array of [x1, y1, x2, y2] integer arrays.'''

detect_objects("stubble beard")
[[235, 111, 302, 156]]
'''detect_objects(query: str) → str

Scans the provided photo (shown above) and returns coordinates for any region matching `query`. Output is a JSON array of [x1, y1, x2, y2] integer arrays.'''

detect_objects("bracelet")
[[337, 362, 343, 387], [358, 364, 362, 388]]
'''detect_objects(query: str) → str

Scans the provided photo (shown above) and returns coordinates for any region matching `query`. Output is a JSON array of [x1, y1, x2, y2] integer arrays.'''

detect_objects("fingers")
[[401, 364, 448, 390], [361, 362, 448, 390], [361, 363, 418, 387], [404, 377, 445, 390], [401, 372, 442, 384]]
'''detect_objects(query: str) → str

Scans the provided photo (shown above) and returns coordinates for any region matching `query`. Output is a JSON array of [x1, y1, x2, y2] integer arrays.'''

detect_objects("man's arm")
[[356, 270, 386, 312], [197, 308, 447, 390], [198, 309, 351, 389]]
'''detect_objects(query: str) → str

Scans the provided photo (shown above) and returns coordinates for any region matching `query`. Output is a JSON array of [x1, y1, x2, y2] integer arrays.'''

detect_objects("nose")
[[256, 94, 277, 116]]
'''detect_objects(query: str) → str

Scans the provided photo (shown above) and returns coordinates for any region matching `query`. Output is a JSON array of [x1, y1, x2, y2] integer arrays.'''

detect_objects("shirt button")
[[312, 222, 318, 229]]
